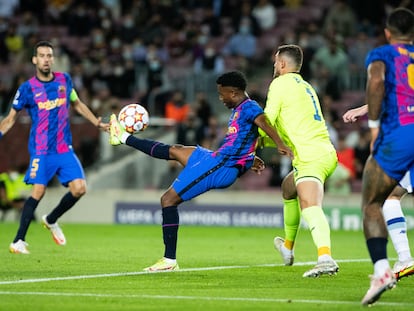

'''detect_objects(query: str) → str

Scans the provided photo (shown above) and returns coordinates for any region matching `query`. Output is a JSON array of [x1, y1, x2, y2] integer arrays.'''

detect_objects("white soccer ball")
[[118, 103, 149, 134]]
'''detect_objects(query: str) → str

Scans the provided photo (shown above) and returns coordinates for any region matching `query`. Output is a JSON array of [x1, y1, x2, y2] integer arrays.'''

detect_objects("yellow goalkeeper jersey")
[[259, 73, 335, 165]]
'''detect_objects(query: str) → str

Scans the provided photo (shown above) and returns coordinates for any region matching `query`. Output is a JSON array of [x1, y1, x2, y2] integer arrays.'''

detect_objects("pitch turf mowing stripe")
[[0, 258, 372, 285], [0, 290, 413, 308]]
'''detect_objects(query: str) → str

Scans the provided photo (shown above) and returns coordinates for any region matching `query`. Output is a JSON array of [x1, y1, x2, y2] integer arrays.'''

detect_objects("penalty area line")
[[0, 258, 371, 285]]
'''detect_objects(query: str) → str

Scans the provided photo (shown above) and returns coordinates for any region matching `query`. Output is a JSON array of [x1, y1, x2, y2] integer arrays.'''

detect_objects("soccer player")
[[109, 71, 293, 272], [359, 8, 414, 306], [259, 44, 339, 277], [343, 104, 414, 281], [0, 40, 109, 254]]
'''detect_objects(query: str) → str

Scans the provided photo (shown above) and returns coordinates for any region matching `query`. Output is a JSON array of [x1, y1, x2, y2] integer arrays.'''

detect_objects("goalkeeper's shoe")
[[143, 258, 179, 272], [42, 215, 66, 246], [109, 114, 125, 146], [9, 239, 30, 254], [303, 259, 339, 278], [361, 268, 396, 306], [273, 237, 294, 266], [393, 258, 414, 280]]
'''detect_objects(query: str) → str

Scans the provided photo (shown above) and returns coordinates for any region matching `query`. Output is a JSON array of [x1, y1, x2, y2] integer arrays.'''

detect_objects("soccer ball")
[[118, 103, 149, 134]]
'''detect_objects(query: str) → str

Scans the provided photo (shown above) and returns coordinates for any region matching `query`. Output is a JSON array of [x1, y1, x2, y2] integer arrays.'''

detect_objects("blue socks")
[[367, 237, 388, 264], [126, 136, 171, 160], [47, 192, 79, 224], [162, 206, 179, 259], [14, 196, 39, 242]]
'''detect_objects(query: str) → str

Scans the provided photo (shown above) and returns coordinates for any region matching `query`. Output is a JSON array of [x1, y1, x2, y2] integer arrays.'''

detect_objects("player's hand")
[[342, 105, 367, 123], [97, 117, 110, 132], [251, 156, 265, 175], [278, 144, 294, 159], [342, 110, 358, 123]]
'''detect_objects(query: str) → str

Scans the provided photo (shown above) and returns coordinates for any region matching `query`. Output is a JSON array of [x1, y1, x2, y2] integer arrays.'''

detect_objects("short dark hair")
[[216, 71, 247, 91], [277, 44, 303, 71], [33, 40, 54, 56], [386, 8, 414, 37]]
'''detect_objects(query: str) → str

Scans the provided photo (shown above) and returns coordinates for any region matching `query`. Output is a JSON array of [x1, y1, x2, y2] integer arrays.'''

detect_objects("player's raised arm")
[[254, 113, 293, 159]]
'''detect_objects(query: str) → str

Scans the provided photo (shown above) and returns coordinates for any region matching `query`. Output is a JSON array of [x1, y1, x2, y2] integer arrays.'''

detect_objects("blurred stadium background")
[[1, 0, 413, 225]]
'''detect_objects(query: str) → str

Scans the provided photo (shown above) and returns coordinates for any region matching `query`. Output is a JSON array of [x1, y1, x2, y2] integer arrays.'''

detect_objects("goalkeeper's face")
[[33, 46, 54, 75], [273, 52, 282, 78]]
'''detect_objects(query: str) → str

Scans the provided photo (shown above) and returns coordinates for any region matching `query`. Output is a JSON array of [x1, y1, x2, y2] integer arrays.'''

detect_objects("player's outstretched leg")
[[109, 114, 171, 160], [109, 114, 125, 146]]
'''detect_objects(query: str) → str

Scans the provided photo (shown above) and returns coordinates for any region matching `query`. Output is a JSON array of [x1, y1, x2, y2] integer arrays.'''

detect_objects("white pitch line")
[[0, 290, 413, 308], [1, 258, 411, 308], [0, 258, 371, 286]]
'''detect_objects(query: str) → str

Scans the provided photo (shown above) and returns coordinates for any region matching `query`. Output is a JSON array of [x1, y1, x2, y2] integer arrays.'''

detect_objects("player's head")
[[216, 71, 248, 109], [273, 44, 303, 78], [32, 40, 54, 78], [385, 8, 414, 42]]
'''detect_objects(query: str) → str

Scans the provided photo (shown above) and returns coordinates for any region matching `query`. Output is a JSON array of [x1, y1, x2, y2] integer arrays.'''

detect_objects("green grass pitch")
[[0, 222, 413, 310]]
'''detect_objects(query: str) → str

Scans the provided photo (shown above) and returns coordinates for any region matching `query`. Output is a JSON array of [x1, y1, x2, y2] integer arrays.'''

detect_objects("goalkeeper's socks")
[[302, 206, 331, 256], [14, 197, 39, 242], [162, 206, 179, 259], [47, 192, 80, 223], [283, 198, 301, 250], [126, 136, 171, 160]]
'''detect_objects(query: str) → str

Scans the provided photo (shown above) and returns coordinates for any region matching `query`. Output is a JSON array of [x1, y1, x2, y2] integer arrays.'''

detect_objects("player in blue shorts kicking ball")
[[109, 71, 293, 272]]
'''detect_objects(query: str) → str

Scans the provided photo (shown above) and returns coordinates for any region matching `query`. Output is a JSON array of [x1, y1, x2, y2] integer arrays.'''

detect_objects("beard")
[[39, 67, 51, 75]]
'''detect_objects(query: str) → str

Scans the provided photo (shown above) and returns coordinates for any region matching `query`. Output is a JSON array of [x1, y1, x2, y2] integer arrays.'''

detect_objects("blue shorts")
[[25, 152, 85, 187], [172, 147, 240, 201], [373, 125, 414, 182]]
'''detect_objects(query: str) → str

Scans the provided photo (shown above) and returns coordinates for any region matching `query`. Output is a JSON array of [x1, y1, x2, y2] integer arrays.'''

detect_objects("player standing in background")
[[359, 8, 414, 306], [0, 40, 109, 254], [109, 71, 293, 272], [259, 44, 339, 277], [343, 104, 414, 281]]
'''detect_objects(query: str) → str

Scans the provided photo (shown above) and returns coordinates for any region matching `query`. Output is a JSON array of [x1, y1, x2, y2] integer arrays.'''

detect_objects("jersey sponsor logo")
[[37, 97, 66, 110]]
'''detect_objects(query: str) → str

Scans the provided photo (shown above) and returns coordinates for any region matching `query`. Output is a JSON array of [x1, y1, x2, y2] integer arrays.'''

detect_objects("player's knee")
[[160, 190, 180, 207], [281, 176, 296, 199], [69, 180, 87, 198], [71, 187, 86, 198]]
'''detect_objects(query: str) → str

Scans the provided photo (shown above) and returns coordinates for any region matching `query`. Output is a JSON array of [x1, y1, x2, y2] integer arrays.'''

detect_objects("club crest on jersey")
[[58, 85, 66, 93], [228, 126, 237, 134]]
